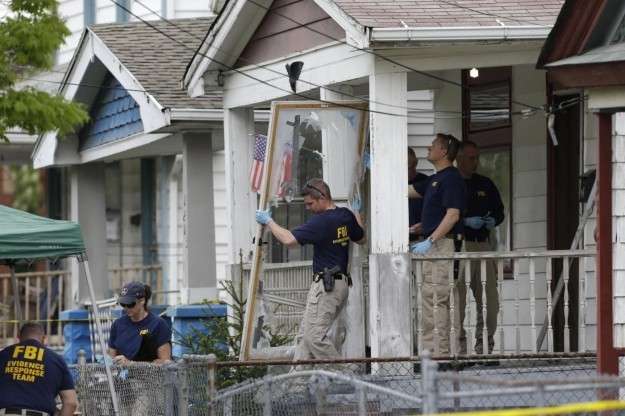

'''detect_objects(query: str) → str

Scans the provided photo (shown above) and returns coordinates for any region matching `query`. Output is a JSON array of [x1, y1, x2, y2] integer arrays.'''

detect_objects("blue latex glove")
[[464, 216, 485, 230], [255, 209, 272, 225], [362, 150, 371, 170], [483, 216, 496, 230], [410, 239, 432, 254]]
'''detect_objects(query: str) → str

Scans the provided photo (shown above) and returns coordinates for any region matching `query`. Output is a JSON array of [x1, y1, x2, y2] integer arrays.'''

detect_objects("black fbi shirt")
[[463, 173, 505, 241], [291, 206, 364, 274], [0, 339, 74, 415], [420, 166, 466, 237]]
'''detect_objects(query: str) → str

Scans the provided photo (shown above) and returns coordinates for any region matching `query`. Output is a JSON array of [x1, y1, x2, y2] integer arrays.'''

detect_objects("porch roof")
[[331, 0, 564, 28], [91, 17, 221, 110]]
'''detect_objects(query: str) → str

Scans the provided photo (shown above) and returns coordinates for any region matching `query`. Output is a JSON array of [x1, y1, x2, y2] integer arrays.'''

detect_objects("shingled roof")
[[332, 0, 564, 28], [90, 17, 220, 110]]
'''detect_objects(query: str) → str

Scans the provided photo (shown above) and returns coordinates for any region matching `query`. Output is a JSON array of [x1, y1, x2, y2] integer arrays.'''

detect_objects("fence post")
[[177, 359, 189, 416], [421, 350, 438, 414], [164, 364, 176, 416], [357, 384, 367, 416], [207, 353, 217, 416], [263, 376, 272, 416]]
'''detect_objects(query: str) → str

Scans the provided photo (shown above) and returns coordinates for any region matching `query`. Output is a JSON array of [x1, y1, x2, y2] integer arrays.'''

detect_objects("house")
[[31, 16, 235, 308], [181, 0, 611, 359], [537, 0, 625, 375]]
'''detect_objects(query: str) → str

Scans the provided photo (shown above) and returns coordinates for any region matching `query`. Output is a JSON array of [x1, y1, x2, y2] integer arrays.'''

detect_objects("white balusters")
[[449, 259, 456, 356], [497, 259, 504, 354], [416, 260, 423, 354], [514, 258, 521, 354], [546, 258, 553, 353], [579, 256, 587, 352], [563, 257, 570, 353], [529, 258, 537, 353], [433, 273, 440, 356], [480, 259, 488, 355], [465, 259, 473, 355]]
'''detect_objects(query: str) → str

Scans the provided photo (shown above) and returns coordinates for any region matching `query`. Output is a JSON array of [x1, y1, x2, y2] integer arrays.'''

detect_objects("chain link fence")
[[70, 353, 625, 415]]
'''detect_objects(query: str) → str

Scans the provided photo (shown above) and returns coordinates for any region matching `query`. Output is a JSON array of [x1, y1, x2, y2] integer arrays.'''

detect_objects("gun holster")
[[315, 265, 341, 292]]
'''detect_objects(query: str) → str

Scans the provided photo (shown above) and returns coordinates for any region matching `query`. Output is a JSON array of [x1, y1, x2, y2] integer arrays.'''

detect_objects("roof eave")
[[370, 25, 552, 43]]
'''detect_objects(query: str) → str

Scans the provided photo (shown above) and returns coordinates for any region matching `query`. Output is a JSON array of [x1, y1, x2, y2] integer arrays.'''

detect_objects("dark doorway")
[[547, 93, 581, 351]]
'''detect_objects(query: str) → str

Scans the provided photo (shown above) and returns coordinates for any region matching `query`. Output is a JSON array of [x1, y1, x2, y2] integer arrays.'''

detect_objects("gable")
[[79, 74, 144, 150], [537, 0, 608, 68], [235, 0, 344, 68]]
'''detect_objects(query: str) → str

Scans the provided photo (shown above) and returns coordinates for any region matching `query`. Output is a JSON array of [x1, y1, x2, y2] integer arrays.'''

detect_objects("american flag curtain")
[[276, 143, 293, 199], [250, 134, 267, 192]]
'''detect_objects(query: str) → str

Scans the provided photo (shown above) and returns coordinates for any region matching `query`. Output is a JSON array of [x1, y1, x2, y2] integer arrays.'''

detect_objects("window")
[[463, 67, 514, 276], [267, 122, 323, 263]]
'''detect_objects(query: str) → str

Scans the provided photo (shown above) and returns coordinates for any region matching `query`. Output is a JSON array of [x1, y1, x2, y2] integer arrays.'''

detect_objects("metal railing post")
[[164, 364, 176, 416], [207, 353, 217, 416], [263, 377, 272, 416], [421, 350, 438, 414], [177, 359, 189, 416]]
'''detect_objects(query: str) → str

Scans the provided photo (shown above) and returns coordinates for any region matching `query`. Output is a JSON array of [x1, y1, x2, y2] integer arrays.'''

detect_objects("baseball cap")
[[118, 281, 146, 304]]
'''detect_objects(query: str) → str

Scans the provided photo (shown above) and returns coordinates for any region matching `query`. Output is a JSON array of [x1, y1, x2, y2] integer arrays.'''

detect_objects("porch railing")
[[235, 248, 596, 356], [412, 249, 596, 356], [0, 264, 166, 348], [0, 269, 70, 347]]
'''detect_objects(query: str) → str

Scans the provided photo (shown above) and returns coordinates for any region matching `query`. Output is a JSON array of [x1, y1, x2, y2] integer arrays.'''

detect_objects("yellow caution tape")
[[423, 400, 625, 416]]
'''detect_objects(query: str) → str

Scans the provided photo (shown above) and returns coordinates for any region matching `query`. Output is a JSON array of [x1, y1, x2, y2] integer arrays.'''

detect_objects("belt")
[[0, 409, 49, 416], [465, 236, 488, 242], [313, 272, 346, 280], [442, 233, 463, 241]]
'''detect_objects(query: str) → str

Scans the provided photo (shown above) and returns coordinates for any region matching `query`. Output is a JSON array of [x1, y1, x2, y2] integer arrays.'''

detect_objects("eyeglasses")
[[303, 183, 327, 199], [119, 302, 136, 308]]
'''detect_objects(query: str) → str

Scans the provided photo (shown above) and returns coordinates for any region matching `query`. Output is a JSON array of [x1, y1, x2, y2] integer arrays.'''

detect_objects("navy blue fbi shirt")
[[464, 173, 505, 242], [409, 172, 430, 241], [109, 311, 172, 361], [292, 207, 364, 274], [0, 339, 74, 415], [419, 166, 466, 237]]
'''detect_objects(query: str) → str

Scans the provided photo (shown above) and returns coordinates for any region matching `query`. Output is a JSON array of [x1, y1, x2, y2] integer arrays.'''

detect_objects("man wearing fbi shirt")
[[256, 178, 365, 360], [456, 141, 505, 354], [409, 133, 466, 356], [0, 322, 77, 416]]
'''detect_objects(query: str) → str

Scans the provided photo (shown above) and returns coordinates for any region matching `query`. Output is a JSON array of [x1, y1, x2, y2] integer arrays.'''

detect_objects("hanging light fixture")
[[469, 67, 479, 78]]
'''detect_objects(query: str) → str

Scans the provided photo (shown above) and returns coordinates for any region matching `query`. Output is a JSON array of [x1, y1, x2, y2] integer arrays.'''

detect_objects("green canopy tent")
[[0, 204, 120, 415]]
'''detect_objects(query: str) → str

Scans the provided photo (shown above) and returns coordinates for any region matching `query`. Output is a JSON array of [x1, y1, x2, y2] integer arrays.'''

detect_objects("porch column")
[[597, 112, 618, 375], [182, 132, 217, 302], [321, 86, 366, 358], [368, 69, 413, 358], [69, 163, 108, 306], [606, 112, 625, 374], [224, 108, 256, 266]]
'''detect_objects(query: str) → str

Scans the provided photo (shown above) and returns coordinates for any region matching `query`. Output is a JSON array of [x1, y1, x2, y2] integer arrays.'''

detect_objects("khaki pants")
[[294, 278, 348, 360], [421, 238, 455, 355], [457, 240, 499, 354]]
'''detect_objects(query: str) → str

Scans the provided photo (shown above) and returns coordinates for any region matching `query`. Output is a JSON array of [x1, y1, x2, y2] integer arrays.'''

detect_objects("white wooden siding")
[[581, 102, 598, 351], [407, 89, 435, 170], [173, 0, 212, 18], [57, 0, 84, 65], [612, 113, 625, 347]]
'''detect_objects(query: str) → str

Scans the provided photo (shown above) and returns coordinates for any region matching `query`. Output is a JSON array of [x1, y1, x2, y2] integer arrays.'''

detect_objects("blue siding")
[[79, 75, 144, 150]]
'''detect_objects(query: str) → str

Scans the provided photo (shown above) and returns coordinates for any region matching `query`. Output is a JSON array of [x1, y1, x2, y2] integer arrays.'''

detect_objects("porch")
[[233, 248, 597, 357]]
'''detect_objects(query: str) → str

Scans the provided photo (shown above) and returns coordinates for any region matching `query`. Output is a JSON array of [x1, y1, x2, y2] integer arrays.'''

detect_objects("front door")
[[547, 93, 582, 351]]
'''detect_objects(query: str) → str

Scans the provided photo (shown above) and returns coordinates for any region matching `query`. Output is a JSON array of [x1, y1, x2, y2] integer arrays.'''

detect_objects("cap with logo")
[[118, 281, 146, 304]]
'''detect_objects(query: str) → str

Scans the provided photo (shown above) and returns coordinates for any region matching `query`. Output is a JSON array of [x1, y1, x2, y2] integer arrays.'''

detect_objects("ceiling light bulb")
[[469, 67, 479, 78]]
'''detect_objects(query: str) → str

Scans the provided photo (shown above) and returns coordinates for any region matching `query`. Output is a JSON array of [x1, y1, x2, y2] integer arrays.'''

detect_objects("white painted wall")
[[611, 113, 625, 347], [57, 0, 213, 66], [407, 89, 435, 175]]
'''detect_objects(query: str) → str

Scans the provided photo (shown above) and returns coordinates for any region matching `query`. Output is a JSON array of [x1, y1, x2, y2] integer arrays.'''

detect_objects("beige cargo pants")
[[421, 238, 455, 355], [456, 240, 499, 354], [294, 278, 348, 360]]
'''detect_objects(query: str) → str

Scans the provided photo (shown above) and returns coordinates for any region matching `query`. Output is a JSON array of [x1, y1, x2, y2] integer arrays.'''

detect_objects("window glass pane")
[[477, 147, 512, 258], [469, 82, 511, 132]]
